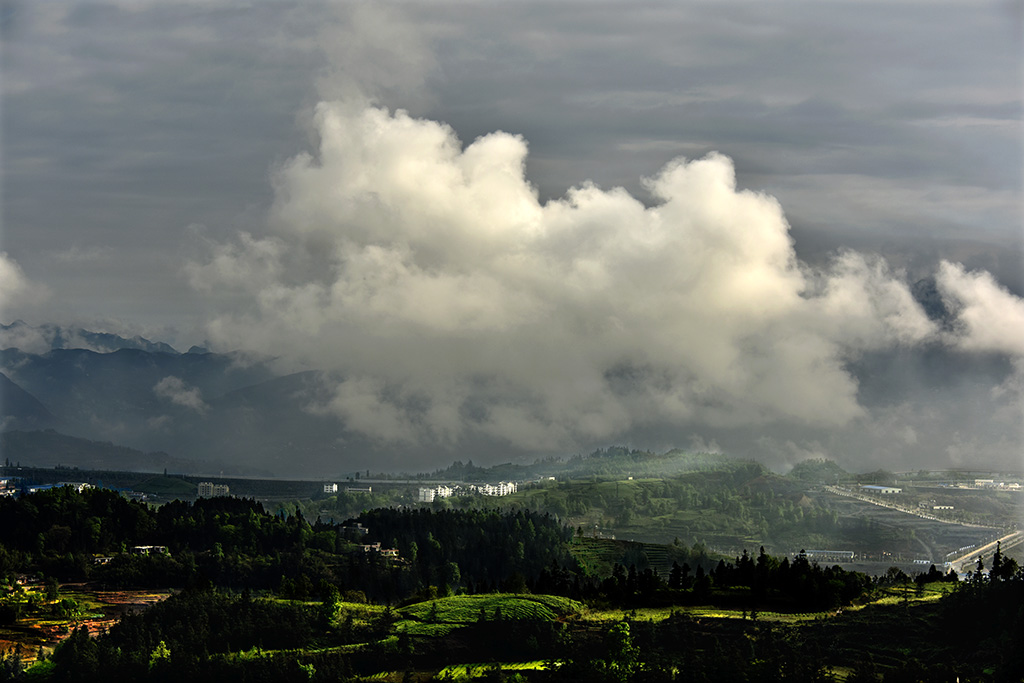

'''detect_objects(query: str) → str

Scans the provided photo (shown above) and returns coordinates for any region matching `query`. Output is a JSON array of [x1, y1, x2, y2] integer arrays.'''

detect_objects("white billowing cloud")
[[936, 261, 1024, 356], [0, 323, 51, 355], [807, 251, 936, 349], [190, 103, 955, 453], [0, 252, 34, 317], [153, 376, 208, 414]]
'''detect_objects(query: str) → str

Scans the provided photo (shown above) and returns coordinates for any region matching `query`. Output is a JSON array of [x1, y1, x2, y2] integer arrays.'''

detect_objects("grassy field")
[[390, 582, 953, 636], [433, 661, 549, 681], [362, 587, 966, 680], [393, 594, 583, 638], [576, 605, 830, 623], [398, 594, 583, 624]]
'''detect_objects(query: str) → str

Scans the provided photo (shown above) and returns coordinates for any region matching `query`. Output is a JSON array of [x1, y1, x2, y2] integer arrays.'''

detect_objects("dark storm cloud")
[[2, 2, 323, 328]]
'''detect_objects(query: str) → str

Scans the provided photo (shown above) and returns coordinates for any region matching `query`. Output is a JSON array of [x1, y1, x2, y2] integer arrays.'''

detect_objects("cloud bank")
[[188, 102, 1022, 468], [153, 376, 208, 414], [0, 253, 34, 316], [936, 261, 1024, 356]]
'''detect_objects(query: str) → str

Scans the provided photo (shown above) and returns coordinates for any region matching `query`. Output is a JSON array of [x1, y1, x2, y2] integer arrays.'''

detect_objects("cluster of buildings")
[[1, 478, 171, 501], [968, 479, 1020, 490], [337, 522, 399, 560], [197, 481, 230, 498], [359, 542, 399, 558], [2, 481, 96, 496], [130, 545, 168, 556], [323, 483, 373, 494], [797, 549, 855, 563], [417, 481, 518, 503]]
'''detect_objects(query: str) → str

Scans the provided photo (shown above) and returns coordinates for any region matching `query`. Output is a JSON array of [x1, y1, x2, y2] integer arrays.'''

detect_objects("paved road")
[[945, 530, 1024, 574], [822, 485, 998, 528]]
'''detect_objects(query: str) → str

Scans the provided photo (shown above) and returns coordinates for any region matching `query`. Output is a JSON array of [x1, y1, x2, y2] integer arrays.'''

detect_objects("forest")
[[0, 485, 1020, 681], [312, 460, 949, 559]]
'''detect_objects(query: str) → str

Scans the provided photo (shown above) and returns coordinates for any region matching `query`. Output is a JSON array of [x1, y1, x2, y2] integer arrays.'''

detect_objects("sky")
[[1, 1, 1022, 473]]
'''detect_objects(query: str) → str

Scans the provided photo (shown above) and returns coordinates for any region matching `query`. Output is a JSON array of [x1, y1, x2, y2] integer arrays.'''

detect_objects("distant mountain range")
[[0, 320, 182, 355], [0, 373, 55, 426], [0, 429, 206, 474], [0, 323, 511, 477], [0, 346, 346, 476]]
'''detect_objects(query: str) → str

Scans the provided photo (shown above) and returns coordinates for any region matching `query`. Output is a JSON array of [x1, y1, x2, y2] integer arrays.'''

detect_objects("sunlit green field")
[[398, 593, 583, 623]]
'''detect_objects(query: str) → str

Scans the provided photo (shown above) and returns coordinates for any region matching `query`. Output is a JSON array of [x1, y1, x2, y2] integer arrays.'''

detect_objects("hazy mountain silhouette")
[[0, 321, 179, 354], [0, 373, 57, 430], [0, 429, 205, 473]]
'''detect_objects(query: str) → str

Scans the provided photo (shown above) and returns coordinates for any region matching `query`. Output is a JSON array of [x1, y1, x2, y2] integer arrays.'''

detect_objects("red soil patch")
[[2, 585, 173, 663]]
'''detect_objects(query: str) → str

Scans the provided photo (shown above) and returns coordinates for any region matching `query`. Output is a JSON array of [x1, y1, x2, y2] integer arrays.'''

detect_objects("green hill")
[[134, 475, 197, 496], [397, 593, 584, 636]]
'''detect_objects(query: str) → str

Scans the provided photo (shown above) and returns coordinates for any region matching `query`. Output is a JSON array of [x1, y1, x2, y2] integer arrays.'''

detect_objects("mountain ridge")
[[0, 320, 180, 354]]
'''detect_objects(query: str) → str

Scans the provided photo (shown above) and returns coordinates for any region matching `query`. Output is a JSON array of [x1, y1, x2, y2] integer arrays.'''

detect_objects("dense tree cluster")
[[0, 488, 580, 603], [938, 543, 1023, 679], [355, 507, 575, 594], [494, 463, 851, 551], [0, 487, 875, 613], [532, 546, 871, 611]]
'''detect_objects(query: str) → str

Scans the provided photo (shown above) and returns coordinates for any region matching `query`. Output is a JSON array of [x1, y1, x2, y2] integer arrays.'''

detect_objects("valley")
[[0, 476, 1020, 681]]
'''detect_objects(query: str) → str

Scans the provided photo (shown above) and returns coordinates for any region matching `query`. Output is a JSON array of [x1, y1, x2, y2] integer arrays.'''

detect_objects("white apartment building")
[[418, 484, 454, 503], [418, 482, 517, 501], [197, 482, 230, 498], [473, 481, 518, 496]]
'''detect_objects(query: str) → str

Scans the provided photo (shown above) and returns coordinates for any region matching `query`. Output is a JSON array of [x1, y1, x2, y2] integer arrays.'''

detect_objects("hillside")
[[0, 373, 56, 430], [0, 430, 202, 473]]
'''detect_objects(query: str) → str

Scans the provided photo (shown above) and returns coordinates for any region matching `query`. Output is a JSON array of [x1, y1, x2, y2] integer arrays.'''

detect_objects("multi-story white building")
[[418, 485, 454, 502], [197, 482, 230, 498], [324, 483, 338, 494], [473, 481, 518, 496], [56, 482, 94, 493], [419, 482, 517, 501]]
